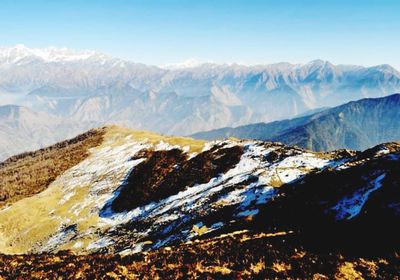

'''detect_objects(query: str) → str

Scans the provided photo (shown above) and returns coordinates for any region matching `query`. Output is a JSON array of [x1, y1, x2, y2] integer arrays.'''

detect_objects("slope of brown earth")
[[0, 127, 106, 208], [0, 231, 398, 279], [111, 145, 243, 212]]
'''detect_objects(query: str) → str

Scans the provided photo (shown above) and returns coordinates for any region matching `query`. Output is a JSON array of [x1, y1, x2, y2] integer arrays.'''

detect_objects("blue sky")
[[0, 0, 399, 68]]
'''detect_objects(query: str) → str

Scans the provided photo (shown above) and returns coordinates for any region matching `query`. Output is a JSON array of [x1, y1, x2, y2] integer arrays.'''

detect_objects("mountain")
[[0, 105, 97, 161], [1, 45, 400, 136], [0, 126, 399, 278], [192, 94, 400, 151]]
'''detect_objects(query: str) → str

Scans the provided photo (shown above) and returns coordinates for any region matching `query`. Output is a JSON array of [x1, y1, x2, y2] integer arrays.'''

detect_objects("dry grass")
[[0, 125, 207, 254], [271, 261, 292, 273], [335, 262, 364, 280], [0, 181, 99, 254], [0, 128, 107, 254], [269, 173, 284, 188], [104, 125, 206, 153], [194, 262, 232, 275], [358, 258, 378, 278], [0, 128, 105, 208], [192, 225, 209, 236], [250, 260, 265, 274], [0, 125, 207, 255], [1, 230, 397, 279], [313, 273, 330, 279]]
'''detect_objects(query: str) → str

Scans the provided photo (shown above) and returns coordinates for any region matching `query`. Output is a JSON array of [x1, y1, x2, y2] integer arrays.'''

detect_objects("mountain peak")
[[307, 59, 327, 65], [0, 45, 109, 64], [14, 43, 29, 50], [302, 59, 335, 69], [161, 58, 215, 69], [370, 64, 400, 75]]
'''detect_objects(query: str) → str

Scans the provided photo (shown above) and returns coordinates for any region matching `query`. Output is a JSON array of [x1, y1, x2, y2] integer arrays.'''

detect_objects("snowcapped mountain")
[[0, 126, 399, 278], [0, 44, 108, 64], [0, 45, 163, 101], [161, 58, 213, 70], [1, 45, 400, 163], [1, 45, 399, 137]]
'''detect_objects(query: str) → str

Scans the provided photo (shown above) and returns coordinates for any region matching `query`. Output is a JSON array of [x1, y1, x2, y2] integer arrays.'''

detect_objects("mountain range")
[[1, 45, 400, 161], [0, 126, 399, 278], [1, 45, 400, 137], [192, 94, 400, 151]]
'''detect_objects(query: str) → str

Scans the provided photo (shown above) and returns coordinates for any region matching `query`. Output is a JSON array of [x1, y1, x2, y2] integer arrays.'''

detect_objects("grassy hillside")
[[0, 126, 207, 254], [0, 126, 399, 279], [0, 128, 105, 208]]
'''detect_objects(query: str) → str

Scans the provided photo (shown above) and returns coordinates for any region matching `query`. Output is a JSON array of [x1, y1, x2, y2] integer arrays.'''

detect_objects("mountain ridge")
[[1, 45, 400, 163], [192, 94, 400, 151], [1, 45, 400, 135], [5, 45, 400, 71], [0, 125, 399, 278]]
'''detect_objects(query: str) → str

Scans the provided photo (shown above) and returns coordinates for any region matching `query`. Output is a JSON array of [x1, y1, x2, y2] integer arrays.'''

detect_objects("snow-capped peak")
[[161, 58, 214, 69], [0, 44, 110, 64]]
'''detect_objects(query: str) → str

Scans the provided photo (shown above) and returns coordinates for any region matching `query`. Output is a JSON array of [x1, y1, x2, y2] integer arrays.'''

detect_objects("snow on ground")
[[0, 132, 343, 254], [377, 148, 391, 156], [96, 141, 334, 253], [154, 140, 181, 151], [332, 173, 386, 220], [37, 136, 153, 253], [56, 141, 149, 213]]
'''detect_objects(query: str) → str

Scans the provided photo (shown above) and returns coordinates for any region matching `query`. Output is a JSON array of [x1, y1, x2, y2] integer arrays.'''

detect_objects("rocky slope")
[[0, 126, 399, 278], [193, 94, 400, 151]]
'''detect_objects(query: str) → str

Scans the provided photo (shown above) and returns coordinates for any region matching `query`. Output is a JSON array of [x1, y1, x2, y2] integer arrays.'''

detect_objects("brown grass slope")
[[110, 145, 243, 213], [0, 231, 399, 279], [0, 128, 105, 208]]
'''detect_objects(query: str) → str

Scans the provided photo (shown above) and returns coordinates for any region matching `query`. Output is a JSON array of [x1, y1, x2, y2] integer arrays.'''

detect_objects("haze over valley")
[[1, 45, 399, 160]]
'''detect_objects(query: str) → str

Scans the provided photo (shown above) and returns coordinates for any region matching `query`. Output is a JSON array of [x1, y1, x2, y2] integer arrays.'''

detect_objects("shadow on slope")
[[256, 143, 400, 256], [100, 144, 243, 216]]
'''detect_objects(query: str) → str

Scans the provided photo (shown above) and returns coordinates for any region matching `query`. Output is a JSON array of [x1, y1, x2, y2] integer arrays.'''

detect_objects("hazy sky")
[[0, 0, 399, 68]]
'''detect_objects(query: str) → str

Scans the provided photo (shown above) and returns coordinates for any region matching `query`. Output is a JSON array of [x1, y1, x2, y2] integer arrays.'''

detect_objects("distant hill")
[[192, 94, 400, 151], [0, 105, 97, 161]]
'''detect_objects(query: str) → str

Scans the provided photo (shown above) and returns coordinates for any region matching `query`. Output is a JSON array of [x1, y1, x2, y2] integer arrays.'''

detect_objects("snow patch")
[[87, 237, 113, 251], [332, 173, 386, 220], [237, 209, 259, 217]]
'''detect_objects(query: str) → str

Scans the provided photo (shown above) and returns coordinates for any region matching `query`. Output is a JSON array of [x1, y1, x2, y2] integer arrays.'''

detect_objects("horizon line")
[[0, 44, 399, 71]]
